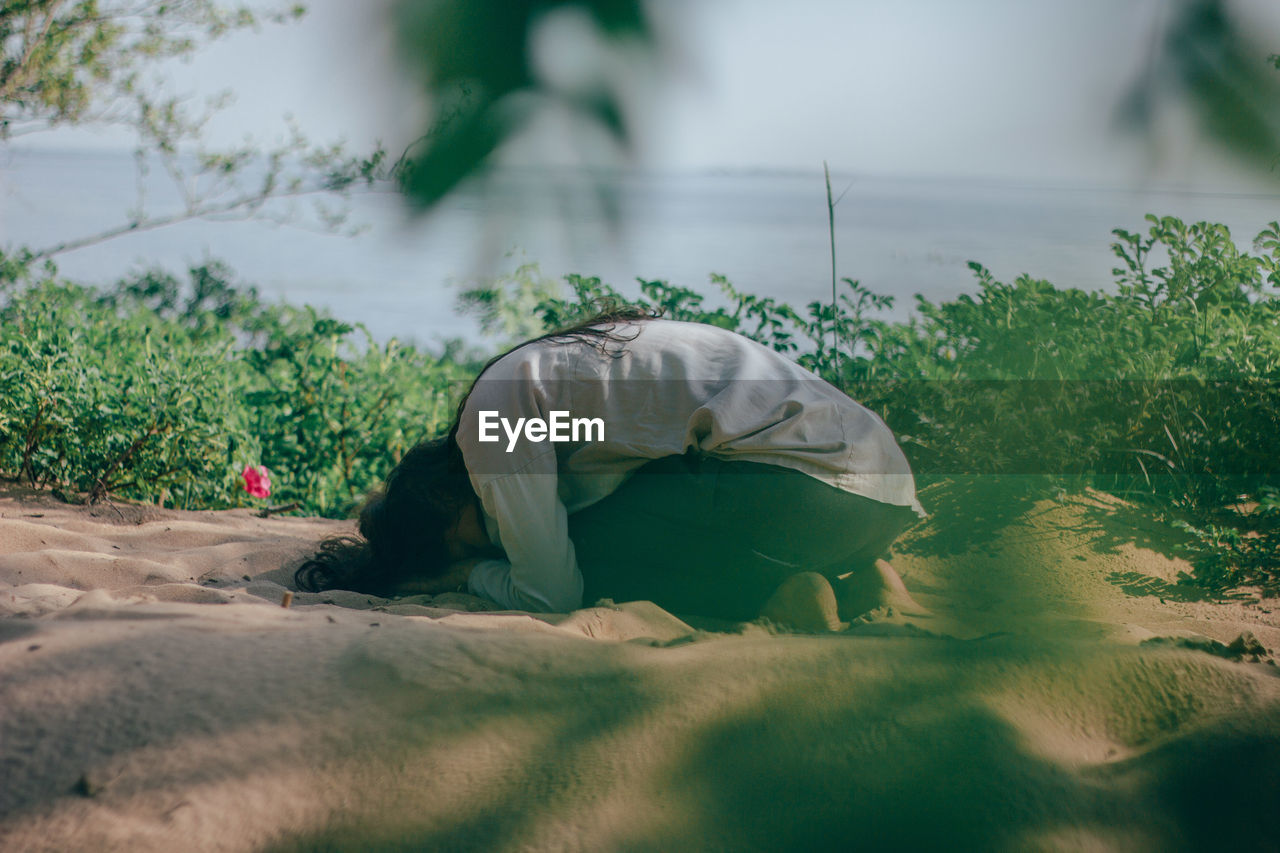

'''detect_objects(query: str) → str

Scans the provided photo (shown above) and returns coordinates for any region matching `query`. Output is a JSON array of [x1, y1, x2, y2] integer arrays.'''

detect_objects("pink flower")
[[241, 464, 271, 499]]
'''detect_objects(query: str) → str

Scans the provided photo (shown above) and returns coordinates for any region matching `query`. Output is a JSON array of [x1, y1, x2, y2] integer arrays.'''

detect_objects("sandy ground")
[[1, 483, 1277, 852]]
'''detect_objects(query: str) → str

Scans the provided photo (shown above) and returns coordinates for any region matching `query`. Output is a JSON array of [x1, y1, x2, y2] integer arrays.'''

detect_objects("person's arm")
[[455, 352, 586, 613], [464, 448, 583, 613]]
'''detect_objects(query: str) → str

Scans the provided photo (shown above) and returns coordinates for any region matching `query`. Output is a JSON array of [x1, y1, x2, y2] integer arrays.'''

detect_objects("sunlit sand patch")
[[2, 487, 1279, 850]]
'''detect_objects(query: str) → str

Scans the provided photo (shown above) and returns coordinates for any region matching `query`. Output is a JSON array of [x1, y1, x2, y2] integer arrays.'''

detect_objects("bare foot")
[[834, 560, 931, 622], [759, 572, 844, 632]]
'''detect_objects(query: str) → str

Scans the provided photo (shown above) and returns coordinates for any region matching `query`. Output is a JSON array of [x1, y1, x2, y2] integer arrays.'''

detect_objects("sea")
[[3, 146, 1279, 348]]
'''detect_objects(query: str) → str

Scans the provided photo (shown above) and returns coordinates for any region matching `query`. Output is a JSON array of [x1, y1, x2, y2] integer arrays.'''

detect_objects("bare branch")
[[1, 2, 391, 261]]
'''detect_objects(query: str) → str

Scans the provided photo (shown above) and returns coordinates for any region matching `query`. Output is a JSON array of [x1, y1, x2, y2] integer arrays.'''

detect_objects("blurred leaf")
[[1118, 0, 1280, 169], [392, 0, 654, 212]]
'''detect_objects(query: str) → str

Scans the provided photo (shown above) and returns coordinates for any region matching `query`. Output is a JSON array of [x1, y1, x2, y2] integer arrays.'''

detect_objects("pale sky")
[[25, 0, 1280, 187]]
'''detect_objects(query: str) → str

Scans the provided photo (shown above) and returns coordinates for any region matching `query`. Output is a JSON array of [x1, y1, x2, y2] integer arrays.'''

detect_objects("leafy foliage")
[[0, 276, 249, 506], [0, 256, 480, 516], [459, 216, 1280, 591], [4, 213, 1280, 589], [390, 0, 1280, 217], [0, 0, 303, 137], [392, 0, 654, 210], [241, 307, 474, 516], [0, 2, 387, 262], [1117, 0, 1280, 169]]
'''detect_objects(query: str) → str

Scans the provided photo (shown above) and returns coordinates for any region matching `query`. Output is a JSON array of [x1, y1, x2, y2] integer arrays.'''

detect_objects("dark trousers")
[[569, 453, 916, 621]]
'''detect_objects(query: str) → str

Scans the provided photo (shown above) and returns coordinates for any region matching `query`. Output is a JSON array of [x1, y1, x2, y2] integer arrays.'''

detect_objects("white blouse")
[[455, 319, 924, 612]]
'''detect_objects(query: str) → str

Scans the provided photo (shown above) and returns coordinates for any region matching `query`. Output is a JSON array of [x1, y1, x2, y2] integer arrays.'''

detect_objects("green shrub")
[[462, 217, 1280, 591], [0, 278, 250, 506], [243, 306, 476, 517], [3, 212, 1278, 590], [0, 257, 481, 516]]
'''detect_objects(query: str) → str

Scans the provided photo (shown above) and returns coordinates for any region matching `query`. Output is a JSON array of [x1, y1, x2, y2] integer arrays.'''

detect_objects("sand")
[[1, 483, 1277, 852]]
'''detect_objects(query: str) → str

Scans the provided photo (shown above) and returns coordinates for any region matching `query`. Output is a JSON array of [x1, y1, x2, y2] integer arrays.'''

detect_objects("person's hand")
[[395, 558, 484, 596]]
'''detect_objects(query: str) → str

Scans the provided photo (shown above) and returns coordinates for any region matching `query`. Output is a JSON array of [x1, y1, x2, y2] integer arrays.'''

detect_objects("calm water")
[[3, 147, 1279, 346]]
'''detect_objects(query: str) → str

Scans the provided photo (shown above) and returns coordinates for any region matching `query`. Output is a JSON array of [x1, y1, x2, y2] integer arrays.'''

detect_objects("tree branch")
[[25, 176, 373, 261]]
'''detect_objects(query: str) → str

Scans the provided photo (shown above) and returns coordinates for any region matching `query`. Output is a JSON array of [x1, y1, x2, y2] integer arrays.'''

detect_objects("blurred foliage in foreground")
[[3, 213, 1280, 591], [391, 0, 1280, 216]]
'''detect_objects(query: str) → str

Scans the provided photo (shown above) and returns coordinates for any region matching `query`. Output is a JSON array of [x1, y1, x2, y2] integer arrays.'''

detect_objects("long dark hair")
[[294, 302, 660, 596]]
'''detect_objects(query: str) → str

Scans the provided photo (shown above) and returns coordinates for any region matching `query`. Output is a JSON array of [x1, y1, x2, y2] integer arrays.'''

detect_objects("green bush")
[[3, 213, 1278, 590], [461, 216, 1280, 591], [0, 258, 481, 517], [0, 278, 249, 506], [242, 306, 475, 517]]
